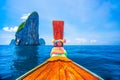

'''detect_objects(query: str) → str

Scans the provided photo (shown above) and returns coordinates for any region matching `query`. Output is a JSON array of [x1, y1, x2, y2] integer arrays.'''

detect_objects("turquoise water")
[[0, 45, 120, 80]]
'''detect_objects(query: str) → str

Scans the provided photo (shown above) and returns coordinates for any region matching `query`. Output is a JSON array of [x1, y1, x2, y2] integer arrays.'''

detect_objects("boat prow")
[[17, 57, 103, 80]]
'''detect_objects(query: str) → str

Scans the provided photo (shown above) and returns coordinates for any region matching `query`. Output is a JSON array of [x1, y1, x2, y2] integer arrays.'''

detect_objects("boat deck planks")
[[17, 57, 102, 80]]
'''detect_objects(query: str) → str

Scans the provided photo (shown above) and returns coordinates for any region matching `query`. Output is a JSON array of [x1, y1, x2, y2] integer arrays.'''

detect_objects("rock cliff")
[[9, 39, 15, 45], [10, 11, 45, 46], [39, 38, 46, 45]]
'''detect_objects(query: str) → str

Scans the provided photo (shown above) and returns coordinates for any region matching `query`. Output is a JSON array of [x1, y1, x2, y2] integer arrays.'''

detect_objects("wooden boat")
[[17, 56, 103, 80], [16, 21, 103, 80]]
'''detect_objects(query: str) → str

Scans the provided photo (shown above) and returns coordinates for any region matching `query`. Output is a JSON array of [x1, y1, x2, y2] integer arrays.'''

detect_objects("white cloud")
[[75, 38, 87, 43], [90, 39, 97, 43], [75, 38, 97, 44], [21, 13, 30, 20], [3, 26, 18, 32]]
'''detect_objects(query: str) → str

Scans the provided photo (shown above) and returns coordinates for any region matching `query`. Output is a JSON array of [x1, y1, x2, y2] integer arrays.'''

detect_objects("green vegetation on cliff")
[[17, 11, 38, 32], [29, 11, 37, 17], [17, 21, 25, 32]]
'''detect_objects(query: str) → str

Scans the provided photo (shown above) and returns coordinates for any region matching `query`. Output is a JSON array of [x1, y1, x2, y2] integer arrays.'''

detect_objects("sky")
[[0, 0, 120, 45]]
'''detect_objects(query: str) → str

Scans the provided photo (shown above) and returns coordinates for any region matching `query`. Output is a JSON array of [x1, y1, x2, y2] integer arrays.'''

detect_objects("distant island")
[[10, 11, 45, 46]]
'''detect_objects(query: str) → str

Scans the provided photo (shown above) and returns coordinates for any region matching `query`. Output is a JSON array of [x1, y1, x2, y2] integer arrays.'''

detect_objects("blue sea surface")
[[0, 45, 120, 80]]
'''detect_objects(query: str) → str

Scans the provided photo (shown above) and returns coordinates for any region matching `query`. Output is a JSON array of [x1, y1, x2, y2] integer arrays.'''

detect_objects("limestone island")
[[10, 11, 45, 46]]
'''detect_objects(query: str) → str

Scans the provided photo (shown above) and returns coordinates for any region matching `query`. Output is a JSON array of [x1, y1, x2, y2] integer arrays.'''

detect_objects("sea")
[[0, 45, 120, 80]]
